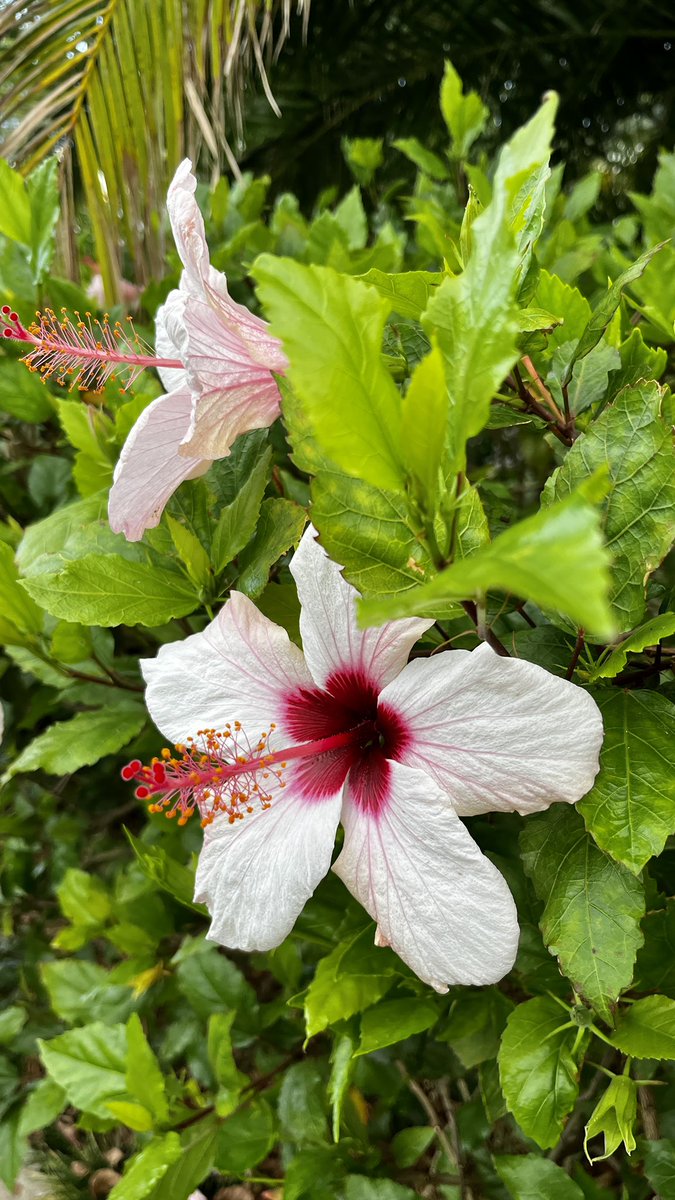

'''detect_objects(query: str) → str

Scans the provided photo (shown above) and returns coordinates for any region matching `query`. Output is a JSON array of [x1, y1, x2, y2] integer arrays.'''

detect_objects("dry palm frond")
[[0, 0, 311, 300]]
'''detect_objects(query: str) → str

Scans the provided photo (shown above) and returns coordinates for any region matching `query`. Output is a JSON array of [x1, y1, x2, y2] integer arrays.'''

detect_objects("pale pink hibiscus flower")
[[108, 159, 287, 541], [126, 527, 603, 990]]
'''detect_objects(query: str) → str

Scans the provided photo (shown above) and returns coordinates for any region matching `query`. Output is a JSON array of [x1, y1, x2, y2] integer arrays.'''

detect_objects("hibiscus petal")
[[195, 781, 342, 951], [290, 526, 433, 691], [333, 759, 519, 990], [166, 159, 211, 294], [142, 590, 314, 744], [379, 642, 603, 816], [155, 290, 188, 391], [178, 297, 282, 459], [108, 388, 209, 541]]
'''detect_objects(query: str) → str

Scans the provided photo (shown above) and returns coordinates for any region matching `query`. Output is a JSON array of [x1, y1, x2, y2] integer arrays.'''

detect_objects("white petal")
[[155, 290, 188, 392], [290, 526, 433, 690], [380, 643, 604, 816], [333, 760, 519, 990], [141, 590, 314, 744], [195, 780, 342, 951], [108, 389, 210, 542], [166, 159, 211, 294], [178, 296, 282, 459]]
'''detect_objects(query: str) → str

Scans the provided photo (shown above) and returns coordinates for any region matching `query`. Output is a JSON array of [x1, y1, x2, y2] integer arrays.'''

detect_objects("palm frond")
[[0, 0, 311, 300]]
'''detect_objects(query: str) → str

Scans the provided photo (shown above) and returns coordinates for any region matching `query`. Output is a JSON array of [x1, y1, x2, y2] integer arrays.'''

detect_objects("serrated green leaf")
[[356, 998, 439, 1056], [360, 480, 614, 637], [21, 555, 200, 626], [356, 269, 444, 320], [643, 1138, 675, 1200], [494, 1154, 585, 1199], [16, 492, 108, 575], [18, 1078, 66, 1138], [124, 830, 205, 914], [278, 1060, 329, 1146], [610, 996, 675, 1059], [236, 497, 306, 598], [304, 926, 398, 1039], [439, 988, 513, 1068], [41, 960, 132, 1026], [393, 137, 450, 180], [253, 257, 405, 491], [0, 542, 43, 636], [498, 996, 580, 1149], [107, 1132, 182, 1200], [56, 868, 112, 927], [329, 1032, 356, 1141], [38, 1022, 128, 1119], [166, 514, 211, 589], [520, 807, 645, 1018], [5, 703, 145, 780], [176, 944, 256, 1022], [579, 691, 675, 872], [215, 1098, 276, 1174], [0, 358, 54, 422], [588, 613, 675, 680], [0, 159, 31, 244], [561, 243, 667, 386], [400, 342, 447, 509], [125, 1013, 169, 1124], [543, 382, 675, 633], [211, 445, 272, 573], [0, 1007, 26, 1046]]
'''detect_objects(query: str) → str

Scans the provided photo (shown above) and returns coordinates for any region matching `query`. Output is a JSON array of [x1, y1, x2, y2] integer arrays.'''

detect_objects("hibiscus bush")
[[1, 62, 675, 1200]]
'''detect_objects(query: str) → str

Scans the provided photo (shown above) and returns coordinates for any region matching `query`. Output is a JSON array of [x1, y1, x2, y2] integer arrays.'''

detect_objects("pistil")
[[1, 305, 184, 392], [122, 721, 373, 826]]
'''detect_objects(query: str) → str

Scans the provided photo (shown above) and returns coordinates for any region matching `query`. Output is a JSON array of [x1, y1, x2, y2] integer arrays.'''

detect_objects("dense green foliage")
[[1, 60, 675, 1200]]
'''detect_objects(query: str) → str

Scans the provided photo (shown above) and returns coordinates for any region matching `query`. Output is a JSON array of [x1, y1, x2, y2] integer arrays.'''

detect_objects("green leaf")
[[579, 690, 675, 872], [16, 492, 108, 575], [215, 1098, 276, 1175], [356, 998, 439, 1056], [520, 807, 645, 1018], [4, 703, 145, 779], [0, 542, 43, 637], [400, 342, 447, 511], [543, 381, 675, 633], [278, 1060, 329, 1145], [588, 613, 675, 680], [0, 358, 54, 422], [342, 136, 384, 186], [38, 1021, 128, 1119], [165, 514, 211, 589], [57, 868, 112, 927], [236, 497, 306, 598], [0, 1007, 26, 1046], [50, 619, 94, 664], [41, 960, 132, 1026], [0, 1109, 25, 1192], [356, 269, 444, 320], [636, 902, 675, 995], [439, 988, 513, 1069], [610, 995, 675, 1059], [360, 479, 614, 638], [0, 159, 31, 244], [107, 1132, 182, 1200], [393, 137, 450, 180], [27, 158, 59, 283], [498, 996, 581, 1149], [142, 1118, 219, 1200], [211, 445, 272, 573], [18, 1078, 66, 1137], [21, 555, 200, 626], [344, 1179, 416, 1200], [440, 60, 489, 158], [207, 1011, 248, 1113], [310, 470, 444, 603], [124, 830, 205, 914], [125, 1013, 169, 1123], [304, 926, 398, 1039], [583, 1075, 637, 1162], [561, 243, 667, 386], [391, 1126, 435, 1169], [643, 1139, 675, 1200], [329, 1031, 356, 1141], [176, 943, 256, 1022], [253, 257, 405, 491], [494, 1154, 585, 1199]]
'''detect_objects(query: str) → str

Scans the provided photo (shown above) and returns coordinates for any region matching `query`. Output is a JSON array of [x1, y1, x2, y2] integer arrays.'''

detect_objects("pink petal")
[[290, 526, 433, 691], [141, 590, 314, 745], [108, 388, 209, 542], [178, 298, 282, 459], [333, 759, 519, 990], [195, 781, 342, 951], [166, 159, 212, 294], [379, 643, 603, 816]]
